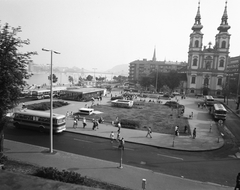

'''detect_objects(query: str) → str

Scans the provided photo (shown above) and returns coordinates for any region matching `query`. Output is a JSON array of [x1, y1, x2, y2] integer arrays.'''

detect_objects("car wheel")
[[39, 126, 45, 133]]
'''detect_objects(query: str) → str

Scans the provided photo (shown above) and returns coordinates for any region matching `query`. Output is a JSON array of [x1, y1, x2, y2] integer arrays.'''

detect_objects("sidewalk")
[[2, 96, 232, 190]]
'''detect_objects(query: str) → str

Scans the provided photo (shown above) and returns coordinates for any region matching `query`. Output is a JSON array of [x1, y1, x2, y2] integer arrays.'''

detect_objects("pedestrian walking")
[[184, 125, 188, 133], [146, 126, 152, 138], [98, 117, 104, 124], [92, 119, 96, 130], [234, 173, 240, 190], [66, 111, 69, 119], [193, 128, 196, 139], [118, 137, 125, 150], [115, 116, 119, 124], [82, 117, 87, 128], [197, 103, 200, 108], [110, 131, 115, 143], [116, 131, 121, 142], [117, 122, 121, 132], [73, 118, 78, 129], [175, 125, 179, 136]]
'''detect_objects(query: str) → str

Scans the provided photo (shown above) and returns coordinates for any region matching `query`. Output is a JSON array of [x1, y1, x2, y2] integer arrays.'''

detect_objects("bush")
[[26, 101, 69, 111], [111, 96, 123, 101], [120, 119, 140, 129], [34, 167, 86, 184]]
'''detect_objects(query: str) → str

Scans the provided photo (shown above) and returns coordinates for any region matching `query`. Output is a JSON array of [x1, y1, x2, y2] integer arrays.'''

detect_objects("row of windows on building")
[[193, 40, 227, 49], [192, 59, 225, 68], [189, 89, 222, 95], [191, 76, 222, 86]]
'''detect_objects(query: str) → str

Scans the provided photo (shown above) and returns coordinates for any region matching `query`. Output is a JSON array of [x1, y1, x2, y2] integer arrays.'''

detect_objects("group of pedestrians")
[[109, 131, 125, 150], [73, 116, 87, 129]]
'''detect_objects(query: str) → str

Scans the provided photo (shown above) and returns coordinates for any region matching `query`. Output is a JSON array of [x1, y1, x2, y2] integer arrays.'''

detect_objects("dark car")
[[164, 101, 185, 109]]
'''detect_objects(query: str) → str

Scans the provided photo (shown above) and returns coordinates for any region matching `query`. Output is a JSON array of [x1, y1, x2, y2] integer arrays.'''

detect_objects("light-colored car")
[[172, 92, 180, 95]]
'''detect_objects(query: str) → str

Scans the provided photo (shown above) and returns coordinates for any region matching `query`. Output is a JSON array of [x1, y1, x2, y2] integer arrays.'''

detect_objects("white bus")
[[13, 110, 66, 133], [211, 103, 227, 121], [204, 95, 215, 106]]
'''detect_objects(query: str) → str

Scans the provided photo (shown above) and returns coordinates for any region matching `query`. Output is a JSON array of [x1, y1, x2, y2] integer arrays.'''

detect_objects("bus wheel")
[[14, 123, 21, 129], [39, 126, 45, 133]]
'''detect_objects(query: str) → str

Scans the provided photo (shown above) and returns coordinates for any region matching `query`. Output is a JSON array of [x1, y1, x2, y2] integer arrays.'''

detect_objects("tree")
[[77, 76, 84, 86], [48, 73, 58, 83], [165, 71, 183, 91], [139, 76, 153, 90], [113, 75, 128, 83], [0, 23, 36, 155], [68, 76, 74, 84], [86, 75, 93, 81]]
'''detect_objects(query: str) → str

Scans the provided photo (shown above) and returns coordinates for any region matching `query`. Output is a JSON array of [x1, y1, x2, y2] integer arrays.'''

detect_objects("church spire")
[[152, 47, 156, 61], [217, 1, 230, 33], [191, 1, 203, 32]]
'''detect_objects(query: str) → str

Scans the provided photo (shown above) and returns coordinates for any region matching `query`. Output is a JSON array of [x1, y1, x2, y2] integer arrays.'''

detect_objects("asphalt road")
[[4, 120, 239, 187]]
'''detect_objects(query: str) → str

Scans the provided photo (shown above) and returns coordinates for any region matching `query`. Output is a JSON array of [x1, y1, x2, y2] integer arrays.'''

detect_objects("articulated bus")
[[31, 89, 62, 100], [31, 90, 51, 100], [13, 110, 66, 133], [211, 103, 227, 121]]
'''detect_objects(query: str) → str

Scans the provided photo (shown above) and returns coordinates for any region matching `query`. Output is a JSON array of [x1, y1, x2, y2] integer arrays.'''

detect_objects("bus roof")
[[31, 89, 50, 93], [14, 109, 65, 118], [213, 104, 226, 110]]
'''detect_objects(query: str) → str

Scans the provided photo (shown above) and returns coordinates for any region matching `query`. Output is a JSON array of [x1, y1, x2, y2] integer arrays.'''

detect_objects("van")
[[204, 96, 215, 106], [79, 108, 94, 115]]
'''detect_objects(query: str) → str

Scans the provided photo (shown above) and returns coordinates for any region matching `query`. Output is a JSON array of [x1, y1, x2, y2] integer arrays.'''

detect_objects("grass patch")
[[82, 100, 190, 135]]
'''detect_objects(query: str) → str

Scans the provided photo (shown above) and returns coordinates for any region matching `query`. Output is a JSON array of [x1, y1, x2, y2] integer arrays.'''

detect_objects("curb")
[[64, 129, 225, 152]]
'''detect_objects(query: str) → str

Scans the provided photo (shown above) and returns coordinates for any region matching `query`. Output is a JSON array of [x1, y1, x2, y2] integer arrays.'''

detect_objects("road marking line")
[[157, 153, 183, 160], [74, 138, 92, 143], [112, 146, 134, 151]]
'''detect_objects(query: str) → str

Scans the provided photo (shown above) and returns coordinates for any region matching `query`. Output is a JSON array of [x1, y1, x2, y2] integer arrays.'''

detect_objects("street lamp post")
[[42, 48, 60, 153], [236, 62, 240, 109], [155, 67, 158, 92]]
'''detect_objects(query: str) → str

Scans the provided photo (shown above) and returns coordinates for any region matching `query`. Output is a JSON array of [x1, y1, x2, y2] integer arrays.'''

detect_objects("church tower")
[[186, 1, 230, 96]]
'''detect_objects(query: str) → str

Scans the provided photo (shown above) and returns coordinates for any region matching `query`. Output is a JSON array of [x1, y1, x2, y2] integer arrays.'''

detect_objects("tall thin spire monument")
[[152, 47, 156, 61]]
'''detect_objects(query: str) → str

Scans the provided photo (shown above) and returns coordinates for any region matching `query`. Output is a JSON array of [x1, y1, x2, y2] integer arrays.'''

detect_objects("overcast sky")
[[1, 0, 239, 71]]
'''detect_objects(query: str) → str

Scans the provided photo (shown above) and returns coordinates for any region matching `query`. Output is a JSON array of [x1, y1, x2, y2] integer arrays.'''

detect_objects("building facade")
[[186, 2, 230, 96], [129, 49, 187, 83]]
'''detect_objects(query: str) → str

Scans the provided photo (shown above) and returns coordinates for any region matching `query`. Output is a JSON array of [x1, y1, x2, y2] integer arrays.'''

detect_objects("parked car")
[[172, 92, 180, 96], [164, 101, 185, 109], [163, 93, 174, 98]]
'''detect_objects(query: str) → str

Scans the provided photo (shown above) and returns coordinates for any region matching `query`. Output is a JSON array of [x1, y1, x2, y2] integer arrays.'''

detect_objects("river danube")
[[26, 72, 115, 86]]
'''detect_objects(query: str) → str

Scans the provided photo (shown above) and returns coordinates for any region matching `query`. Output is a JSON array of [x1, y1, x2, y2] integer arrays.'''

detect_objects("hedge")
[[120, 119, 140, 129], [111, 96, 123, 101], [26, 101, 69, 111]]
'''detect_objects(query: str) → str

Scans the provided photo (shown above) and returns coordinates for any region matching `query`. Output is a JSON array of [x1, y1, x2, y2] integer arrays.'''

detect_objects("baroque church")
[[186, 1, 230, 96]]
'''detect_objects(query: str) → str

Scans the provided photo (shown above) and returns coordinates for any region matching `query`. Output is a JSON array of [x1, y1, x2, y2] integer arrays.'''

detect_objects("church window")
[[221, 41, 226, 48], [191, 76, 196, 84], [217, 78, 222, 86], [206, 61, 211, 69], [219, 59, 224, 67], [193, 58, 198, 66], [195, 40, 199, 48], [204, 77, 209, 86]]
